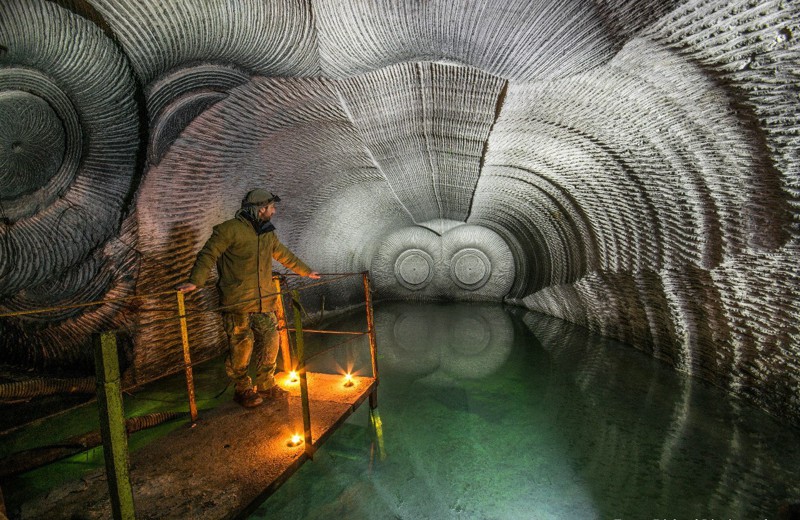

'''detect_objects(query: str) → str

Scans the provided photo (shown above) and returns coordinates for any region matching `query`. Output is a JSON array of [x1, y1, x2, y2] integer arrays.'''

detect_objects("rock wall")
[[0, 0, 798, 424]]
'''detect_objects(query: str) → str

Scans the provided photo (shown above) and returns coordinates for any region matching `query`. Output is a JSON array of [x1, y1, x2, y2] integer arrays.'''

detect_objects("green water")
[[2, 301, 799, 519], [0, 355, 232, 509], [252, 302, 800, 520]]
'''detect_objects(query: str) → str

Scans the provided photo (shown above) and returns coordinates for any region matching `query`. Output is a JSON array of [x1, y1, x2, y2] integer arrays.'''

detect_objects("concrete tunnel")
[[0, 0, 798, 431]]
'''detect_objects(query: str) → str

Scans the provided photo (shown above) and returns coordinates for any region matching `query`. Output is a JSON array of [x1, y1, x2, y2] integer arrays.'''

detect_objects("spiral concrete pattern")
[[0, 0, 140, 367], [88, 0, 320, 84], [0, 91, 65, 200], [0, 0, 798, 425]]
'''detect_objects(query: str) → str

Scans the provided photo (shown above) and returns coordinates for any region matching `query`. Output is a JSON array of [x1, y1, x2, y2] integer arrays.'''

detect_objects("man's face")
[[257, 203, 276, 221]]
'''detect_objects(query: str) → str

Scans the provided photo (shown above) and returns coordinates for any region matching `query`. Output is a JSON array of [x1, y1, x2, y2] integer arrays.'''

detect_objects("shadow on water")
[[253, 301, 800, 520]]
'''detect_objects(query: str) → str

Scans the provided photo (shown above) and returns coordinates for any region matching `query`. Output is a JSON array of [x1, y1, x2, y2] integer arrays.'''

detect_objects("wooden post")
[[93, 332, 136, 520], [273, 276, 293, 372], [291, 291, 314, 457], [176, 291, 198, 423], [362, 272, 379, 409]]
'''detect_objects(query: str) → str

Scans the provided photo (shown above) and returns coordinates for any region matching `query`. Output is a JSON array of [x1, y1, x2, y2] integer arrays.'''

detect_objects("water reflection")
[[254, 303, 800, 520], [376, 302, 513, 381], [520, 310, 800, 519]]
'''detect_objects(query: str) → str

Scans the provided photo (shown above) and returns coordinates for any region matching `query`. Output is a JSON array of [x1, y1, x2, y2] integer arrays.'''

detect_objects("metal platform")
[[17, 372, 377, 520]]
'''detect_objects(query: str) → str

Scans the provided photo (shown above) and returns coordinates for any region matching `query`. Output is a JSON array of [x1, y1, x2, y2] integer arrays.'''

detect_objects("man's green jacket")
[[188, 215, 312, 313]]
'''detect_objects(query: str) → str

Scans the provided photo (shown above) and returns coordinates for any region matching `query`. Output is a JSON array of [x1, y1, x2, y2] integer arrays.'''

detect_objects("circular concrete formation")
[[373, 223, 515, 300], [0, 0, 139, 367], [394, 247, 492, 291], [394, 249, 434, 289], [450, 248, 492, 290], [0, 70, 83, 223], [0, 91, 64, 199]]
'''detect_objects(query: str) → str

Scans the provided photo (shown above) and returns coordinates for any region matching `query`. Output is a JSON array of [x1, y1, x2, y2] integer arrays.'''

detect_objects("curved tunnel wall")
[[0, 0, 798, 425]]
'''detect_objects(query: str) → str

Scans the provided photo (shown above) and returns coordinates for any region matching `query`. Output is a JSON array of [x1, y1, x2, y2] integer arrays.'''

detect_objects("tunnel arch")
[[0, 0, 797, 427]]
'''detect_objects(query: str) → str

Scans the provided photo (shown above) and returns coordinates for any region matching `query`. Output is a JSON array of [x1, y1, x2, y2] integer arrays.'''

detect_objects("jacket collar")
[[236, 209, 275, 235]]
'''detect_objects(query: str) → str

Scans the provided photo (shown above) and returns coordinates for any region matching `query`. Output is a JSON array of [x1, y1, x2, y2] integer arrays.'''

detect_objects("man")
[[178, 189, 320, 408]]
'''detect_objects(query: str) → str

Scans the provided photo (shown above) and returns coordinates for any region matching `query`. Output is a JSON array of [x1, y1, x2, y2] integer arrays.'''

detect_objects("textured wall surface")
[[0, 0, 798, 425]]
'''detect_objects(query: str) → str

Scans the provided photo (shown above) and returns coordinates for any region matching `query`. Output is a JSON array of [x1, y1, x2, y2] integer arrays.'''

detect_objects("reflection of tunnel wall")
[[0, 1, 799, 425], [521, 312, 800, 518]]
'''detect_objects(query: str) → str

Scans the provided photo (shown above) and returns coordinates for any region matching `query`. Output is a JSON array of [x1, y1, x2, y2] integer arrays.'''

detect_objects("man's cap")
[[243, 189, 280, 207]]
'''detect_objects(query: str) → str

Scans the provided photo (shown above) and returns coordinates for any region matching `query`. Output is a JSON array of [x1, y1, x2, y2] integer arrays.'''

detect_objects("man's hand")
[[307, 271, 321, 280], [176, 282, 197, 292]]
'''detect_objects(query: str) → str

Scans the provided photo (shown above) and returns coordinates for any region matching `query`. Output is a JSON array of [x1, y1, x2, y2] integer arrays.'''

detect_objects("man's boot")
[[234, 387, 263, 408], [257, 384, 289, 399]]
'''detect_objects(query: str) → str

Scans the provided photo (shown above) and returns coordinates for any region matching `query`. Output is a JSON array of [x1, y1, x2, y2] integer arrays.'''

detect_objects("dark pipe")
[[0, 411, 187, 479], [0, 378, 95, 400]]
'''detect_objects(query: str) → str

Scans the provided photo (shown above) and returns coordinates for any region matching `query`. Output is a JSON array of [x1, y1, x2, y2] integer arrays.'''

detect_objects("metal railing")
[[0, 271, 380, 520]]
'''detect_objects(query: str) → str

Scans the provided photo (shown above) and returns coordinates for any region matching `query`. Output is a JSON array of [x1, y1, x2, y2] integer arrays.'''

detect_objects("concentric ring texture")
[[0, 0, 139, 367], [0, 0, 798, 425]]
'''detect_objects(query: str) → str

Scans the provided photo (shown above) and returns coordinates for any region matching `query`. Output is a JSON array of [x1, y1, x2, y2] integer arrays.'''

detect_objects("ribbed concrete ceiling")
[[0, 0, 798, 425]]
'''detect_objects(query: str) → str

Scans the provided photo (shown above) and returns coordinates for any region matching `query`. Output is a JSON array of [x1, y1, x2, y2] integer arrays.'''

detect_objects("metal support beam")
[[93, 331, 136, 520], [273, 277, 293, 372], [176, 291, 198, 423], [290, 291, 314, 457], [363, 272, 380, 409]]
